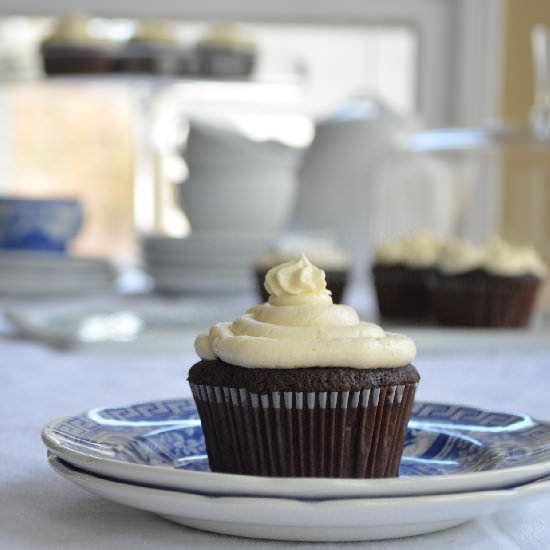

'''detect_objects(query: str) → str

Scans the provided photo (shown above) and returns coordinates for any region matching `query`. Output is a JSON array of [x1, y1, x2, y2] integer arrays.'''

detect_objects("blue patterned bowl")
[[0, 197, 83, 253]]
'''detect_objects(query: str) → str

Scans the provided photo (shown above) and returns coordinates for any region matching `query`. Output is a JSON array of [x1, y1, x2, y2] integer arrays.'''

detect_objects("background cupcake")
[[254, 236, 351, 304], [115, 20, 188, 75], [431, 237, 548, 327], [194, 23, 256, 78], [41, 14, 118, 75], [189, 254, 419, 478], [371, 231, 442, 322]]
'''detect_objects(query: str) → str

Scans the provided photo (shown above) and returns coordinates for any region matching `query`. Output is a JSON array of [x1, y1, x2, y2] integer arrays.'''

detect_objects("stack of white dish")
[[0, 251, 115, 298], [179, 121, 303, 236], [142, 233, 270, 294], [142, 118, 305, 297], [43, 397, 550, 542]]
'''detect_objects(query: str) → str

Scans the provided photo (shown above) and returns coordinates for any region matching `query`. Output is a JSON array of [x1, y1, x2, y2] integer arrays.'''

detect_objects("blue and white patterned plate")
[[42, 398, 550, 499]]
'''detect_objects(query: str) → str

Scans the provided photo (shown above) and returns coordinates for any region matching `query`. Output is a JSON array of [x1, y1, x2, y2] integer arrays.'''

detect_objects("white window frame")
[[3, 0, 504, 127]]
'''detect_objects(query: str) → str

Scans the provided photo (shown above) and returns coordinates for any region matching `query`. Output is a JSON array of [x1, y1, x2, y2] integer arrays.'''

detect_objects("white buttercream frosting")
[[264, 253, 330, 298], [438, 237, 548, 277], [45, 14, 114, 46], [374, 231, 442, 269], [199, 23, 255, 50], [132, 20, 178, 43], [483, 238, 548, 277], [437, 239, 486, 275], [195, 254, 416, 369]]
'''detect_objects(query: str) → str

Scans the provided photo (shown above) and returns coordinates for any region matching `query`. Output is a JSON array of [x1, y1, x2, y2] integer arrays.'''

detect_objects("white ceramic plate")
[[142, 235, 270, 255], [0, 251, 114, 273], [48, 455, 550, 542], [145, 265, 251, 280], [0, 253, 115, 296], [0, 279, 114, 297], [150, 274, 253, 293], [42, 398, 550, 500], [142, 248, 256, 266], [0, 272, 113, 285]]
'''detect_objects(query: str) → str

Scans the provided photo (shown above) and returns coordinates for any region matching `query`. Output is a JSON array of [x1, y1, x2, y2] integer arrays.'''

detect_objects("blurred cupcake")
[[195, 23, 256, 78], [255, 236, 351, 303], [41, 14, 117, 75], [371, 231, 442, 321], [116, 20, 188, 75], [188, 254, 419, 478], [432, 237, 547, 327]]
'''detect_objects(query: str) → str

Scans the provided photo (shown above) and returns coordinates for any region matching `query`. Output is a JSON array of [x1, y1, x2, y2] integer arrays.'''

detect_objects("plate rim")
[[47, 453, 550, 525], [41, 398, 550, 499]]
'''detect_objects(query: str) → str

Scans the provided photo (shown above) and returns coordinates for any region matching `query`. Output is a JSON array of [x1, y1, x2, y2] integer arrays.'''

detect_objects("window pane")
[[250, 23, 418, 115]]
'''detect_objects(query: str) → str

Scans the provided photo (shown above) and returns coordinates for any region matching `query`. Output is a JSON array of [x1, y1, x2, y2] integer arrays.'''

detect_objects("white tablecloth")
[[2, 334, 550, 549]]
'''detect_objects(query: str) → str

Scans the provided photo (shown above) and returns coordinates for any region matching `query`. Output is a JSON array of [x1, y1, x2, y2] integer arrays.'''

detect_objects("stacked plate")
[[0, 251, 115, 297], [43, 397, 550, 542], [141, 234, 270, 294]]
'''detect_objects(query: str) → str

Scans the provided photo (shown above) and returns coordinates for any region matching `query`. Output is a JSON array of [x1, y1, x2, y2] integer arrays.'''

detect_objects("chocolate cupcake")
[[255, 239, 351, 304], [371, 231, 442, 321], [115, 20, 189, 76], [194, 23, 256, 78], [189, 254, 419, 478], [431, 238, 547, 327], [41, 15, 118, 75]]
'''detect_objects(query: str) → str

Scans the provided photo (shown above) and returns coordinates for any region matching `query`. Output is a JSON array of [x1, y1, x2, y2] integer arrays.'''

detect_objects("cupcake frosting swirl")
[[264, 252, 329, 299], [438, 237, 548, 277], [483, 237, 548, 277], [374, 231, 442, 268], [437, 239, 486, 274], [195, 254, 416, 369]]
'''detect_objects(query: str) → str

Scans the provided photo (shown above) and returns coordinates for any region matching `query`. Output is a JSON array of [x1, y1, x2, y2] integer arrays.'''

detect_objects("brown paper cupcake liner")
[[371, 265, 433, 321], [190, 381, 417, 478], [430, 271, 541, 327]]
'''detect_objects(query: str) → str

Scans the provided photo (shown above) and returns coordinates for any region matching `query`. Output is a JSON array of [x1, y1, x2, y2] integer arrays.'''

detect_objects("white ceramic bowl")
[[180, 122, 301, 234], [180, 162, 298, 234]]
